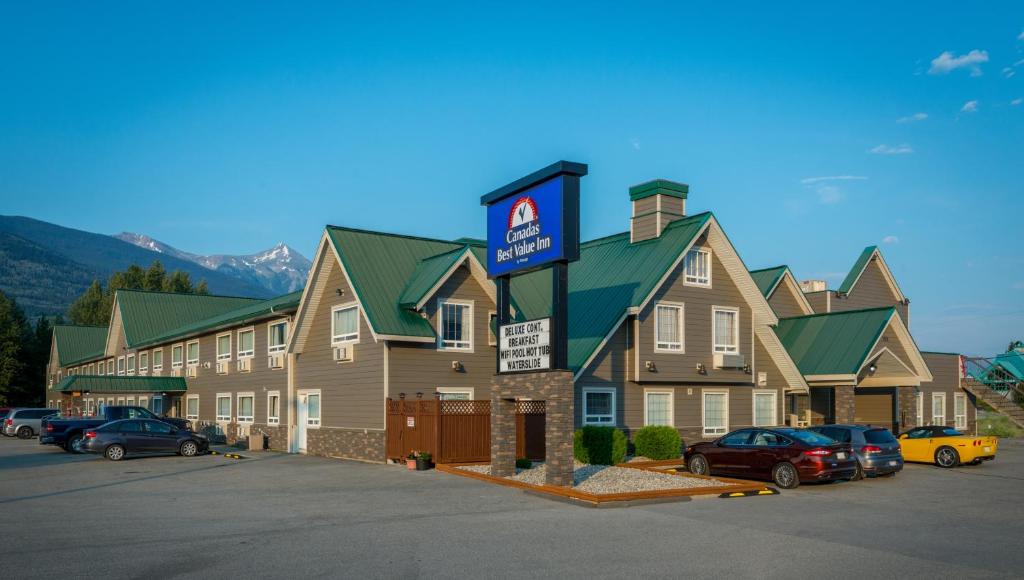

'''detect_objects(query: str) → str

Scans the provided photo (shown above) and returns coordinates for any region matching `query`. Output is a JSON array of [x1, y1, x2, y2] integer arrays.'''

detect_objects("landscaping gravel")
[[458, 461, 736, 494]]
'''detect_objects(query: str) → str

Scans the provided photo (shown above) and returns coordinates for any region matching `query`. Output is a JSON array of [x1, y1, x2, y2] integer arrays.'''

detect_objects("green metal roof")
[[837, 246, 877, 294], [133, 290, 303, 348], [55, 375, 187, 394], [749, 266, 788, 298], [628, 179, 689, 201], [398, 246, 474, 309], [774, 306, 896, 376], [972, 351, 1024, 383], [53, 325, 108, 366], [117, 290, 263, 348]]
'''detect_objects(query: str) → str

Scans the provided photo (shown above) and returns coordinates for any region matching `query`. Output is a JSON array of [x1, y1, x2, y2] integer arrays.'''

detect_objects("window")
[[137, 396, 147, 410], [237, 328, 255, 359], [702, 390, 729, 437], [267, 391, 280, 425], [216, 333, 232, 361], [488, 312, 498, 346], [143, 420, 173, 434], [438, 300, 472, 350], [116, 397, 125, 405], [684, 248, 711, 286], [436, 388, 474, 401], [954, 393, 967, 430], [139, 352, 149, 374], [86, 399, 94, 415], [172, 344, 184, 369], [237, 393, 254, 423], [582, 387, 616, 425], [106, 359, 114, 375], [117, 356, 126, 376], [720, 430, 752, 445], [186, 395, 199, 420], [216, 394, 231, 422], [268, 321, 288, 354], [916, 392, 923, 426], [752, 431, 789, 447], [331, 304, 359, 343], [753, 390, 777, 427], [306, 391, 321, 427], [186, 341, 200, 366], [931, 392, 946, 426], [644, 390, 673, 426], [712, 307, 739, 354], [126, 354, 136, 376], [654, 303, 684, 352], [152, 349, 163, 371], [150, 396, 163, 415]]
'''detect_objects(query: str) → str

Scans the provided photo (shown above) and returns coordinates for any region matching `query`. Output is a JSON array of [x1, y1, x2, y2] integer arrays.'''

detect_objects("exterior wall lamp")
[[695, 362, 707, 375], [645, 361, 656, 372], [398, 392, 406, 400], [335, 288, 345, 296], [451, 360, 463, 372]]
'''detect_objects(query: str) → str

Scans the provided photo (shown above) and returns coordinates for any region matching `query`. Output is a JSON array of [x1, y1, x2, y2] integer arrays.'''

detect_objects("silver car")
[[3, 408, 59, 439]]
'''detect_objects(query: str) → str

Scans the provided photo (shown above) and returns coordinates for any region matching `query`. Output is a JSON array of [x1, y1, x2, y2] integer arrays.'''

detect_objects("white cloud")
[[1004, 67, 1016, 78], [869, 143, 914, 155], [1019, 30, 1024, 41], [816, 185, 843, 204], [928, 50, 989, 76], [897, 112, 928, 123], [629, 137, 641, 150], [882, 235, 900, 244], [960, 100, 979, 113], [800, 175, 868, 184], [1012, 98, 1023, 106]]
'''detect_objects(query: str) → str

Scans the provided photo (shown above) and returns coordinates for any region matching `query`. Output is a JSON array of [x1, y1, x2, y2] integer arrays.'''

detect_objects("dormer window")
[[684, 248, 711, 287], [438, 300, 473, 351]]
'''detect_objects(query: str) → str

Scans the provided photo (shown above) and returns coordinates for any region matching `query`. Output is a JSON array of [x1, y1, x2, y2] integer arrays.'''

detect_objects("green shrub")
[[633, 425, 682, 460], [515, 458, 533, 469], [573, 426, 627, 465]]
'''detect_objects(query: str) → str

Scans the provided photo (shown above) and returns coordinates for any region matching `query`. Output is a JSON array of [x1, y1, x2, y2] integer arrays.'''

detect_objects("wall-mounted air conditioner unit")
[[333, 345, 353, 363], [216, 362, 229, 375], [237, 358, 251, 373], [713, 353, 745, 370], [268, 354, 285, 369], [172, 368, 181, 377], [186, 366, 198, 378]]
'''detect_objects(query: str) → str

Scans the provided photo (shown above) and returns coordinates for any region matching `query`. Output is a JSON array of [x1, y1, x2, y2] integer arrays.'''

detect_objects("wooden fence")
[[386, 398, 545, 463]]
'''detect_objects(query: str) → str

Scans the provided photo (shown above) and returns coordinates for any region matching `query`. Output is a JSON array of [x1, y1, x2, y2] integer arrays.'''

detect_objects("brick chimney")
[[629, 179, 688, 243]]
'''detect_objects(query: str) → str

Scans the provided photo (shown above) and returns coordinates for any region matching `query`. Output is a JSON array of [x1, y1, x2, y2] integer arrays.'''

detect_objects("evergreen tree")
[[0, 290, 27, 406], [68, 280, 107, 326], [144, 260, 167, 291], [163, 270, 193, 293], [196, 279, 210, 295]]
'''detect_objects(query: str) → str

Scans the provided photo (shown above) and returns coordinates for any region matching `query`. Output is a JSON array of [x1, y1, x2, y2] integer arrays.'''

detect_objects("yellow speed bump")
[[223, 453, 247, 460], [719, 488, 779, 499], [209, 451, 221, 455]]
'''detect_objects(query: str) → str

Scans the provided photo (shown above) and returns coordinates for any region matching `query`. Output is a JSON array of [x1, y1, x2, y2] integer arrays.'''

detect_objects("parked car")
[[808, 425, 903, 479], [684, 427, 857, 489], [3, 408, 59, 438], [40, 406, 192, 452], [81, 419, 209, 461], [897, 426, 998, 468]]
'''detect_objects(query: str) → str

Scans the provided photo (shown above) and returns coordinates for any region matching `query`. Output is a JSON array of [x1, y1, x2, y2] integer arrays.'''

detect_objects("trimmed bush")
[[573, 426, 628, 465], [633, 425, 682, 460], [515, 458, 533, 469]]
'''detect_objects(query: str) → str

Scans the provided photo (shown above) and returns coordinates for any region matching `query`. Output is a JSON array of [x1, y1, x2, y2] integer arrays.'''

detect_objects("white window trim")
[[643, 388, 674, 427], [236, 327, 255, 359], [151, 395, 163, 415], [653, 302, 685, 353], [116, 397, 125, 406], [582, 386, 616, 426], [954, 393, 967, 430], [186, 340, 200, 367], [300, 389, 322, 428], [186, 395, 200, 420], [106, 360, 113, 375], [138, 352, 149, 374], [488, 311, 498, 346], [702, 389, 730, 438], [126, 354, 136, 376], [931, 392, 946, 425], [916, 392, 923, 426], [117, 356, 126, 376], [267, 391, 280, 425], [126, 396, 135, 406], [267, 319, 289, 355], [752, 389, 778, 427], [216, 332, 232, 362], [236, 392, 255, 424], [684, 247, 712, 288], [436, 387, 475, 400], [437, 299, 474, 352], [136, 396, 146, 409], [152, 348, 164, 371], [712, 306, 740, 354], [216, 393, 232, 422], [331, 302, 360, 345], [171, 344, 184, 369]]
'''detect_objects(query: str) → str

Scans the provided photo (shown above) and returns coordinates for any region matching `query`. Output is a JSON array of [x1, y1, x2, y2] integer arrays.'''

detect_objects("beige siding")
[[632, 196, 658, 215], [769, 279, 808, 319], [832, 259, 908, 324], [920, 352, 975, 431], [804, 290, 829, 313]]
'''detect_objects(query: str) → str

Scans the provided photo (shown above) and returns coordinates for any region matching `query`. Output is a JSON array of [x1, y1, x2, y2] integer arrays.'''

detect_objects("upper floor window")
[[152, 349, 163, 371], [126, 354, 136, 376], [237, 328, 255, 359], [171, 344, 184, 369], [712, 307, 739, 354], [331, 304, 359, 344], [439, 300, 472, 350], [117, 356, 126, 376], [654, 303, 684, 352], [488, 312, 498, 346], [216, 333, 232, 361], [139, 352, 149, 373], [106, 359, 114, 375], [684, 248, 711, 287], [268, 321, 288, 354], [186, 340, 200, 366]]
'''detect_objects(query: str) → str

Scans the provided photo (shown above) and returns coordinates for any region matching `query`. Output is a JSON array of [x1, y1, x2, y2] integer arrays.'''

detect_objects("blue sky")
[[1, 2, 1021, 356]]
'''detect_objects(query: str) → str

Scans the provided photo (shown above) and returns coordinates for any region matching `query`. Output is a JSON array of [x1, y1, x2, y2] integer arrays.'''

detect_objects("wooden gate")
[[386, 399, 545, 463]]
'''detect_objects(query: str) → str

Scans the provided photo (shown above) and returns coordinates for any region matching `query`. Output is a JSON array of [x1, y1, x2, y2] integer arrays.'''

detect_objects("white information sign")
[[498, 318, 551, 373]]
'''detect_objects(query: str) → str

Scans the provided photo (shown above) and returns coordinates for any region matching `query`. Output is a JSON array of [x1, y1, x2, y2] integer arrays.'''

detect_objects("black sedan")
[[82, 419, 209, 461]]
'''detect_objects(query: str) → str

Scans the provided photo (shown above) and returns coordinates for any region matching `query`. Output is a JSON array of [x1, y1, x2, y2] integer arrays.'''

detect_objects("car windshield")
[[864, 429, 897, 444], [785, 430, 837, 446], [941, 428, 963, 436], [813, 427, 851, 443]]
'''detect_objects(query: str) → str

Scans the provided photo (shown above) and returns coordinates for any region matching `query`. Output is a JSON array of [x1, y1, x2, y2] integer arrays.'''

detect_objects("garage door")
[[853, 389, 894, 430]]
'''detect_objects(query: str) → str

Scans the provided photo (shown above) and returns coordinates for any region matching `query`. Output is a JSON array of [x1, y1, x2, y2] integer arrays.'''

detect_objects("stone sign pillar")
[[491, 370, 574, 486]]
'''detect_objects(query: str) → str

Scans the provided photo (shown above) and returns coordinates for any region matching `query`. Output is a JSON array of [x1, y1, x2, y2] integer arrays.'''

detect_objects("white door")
[[296, 393, 309, 453]]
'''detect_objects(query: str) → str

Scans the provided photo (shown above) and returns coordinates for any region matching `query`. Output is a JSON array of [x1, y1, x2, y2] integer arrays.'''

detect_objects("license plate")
[[837, 452, 847, 460], [888, 460, 898, 466], [984, 447, 991, 452]]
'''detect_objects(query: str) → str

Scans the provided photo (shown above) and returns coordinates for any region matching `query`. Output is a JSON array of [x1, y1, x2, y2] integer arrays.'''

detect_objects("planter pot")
[[406, 459, 416, 470], [416, 457, 432, 471]]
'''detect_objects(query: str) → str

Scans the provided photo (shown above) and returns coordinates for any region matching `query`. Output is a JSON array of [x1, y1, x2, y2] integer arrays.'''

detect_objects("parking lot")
[[2, 438, 1022, 579]]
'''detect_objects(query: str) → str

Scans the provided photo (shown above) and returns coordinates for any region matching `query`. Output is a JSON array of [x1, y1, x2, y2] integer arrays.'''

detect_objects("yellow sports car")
[[898, 426, 998, 468]]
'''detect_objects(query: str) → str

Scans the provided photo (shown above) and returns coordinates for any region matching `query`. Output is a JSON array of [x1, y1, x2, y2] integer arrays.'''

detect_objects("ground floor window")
[[237, 393, 255, 423], [582, 387, 615, 425], [126, 397, 135, 406], [436, 388, 474, 400], [151, 396, 163, 415], [116, 397, 125, 406], [702, 390, 729, 438], [753, 390, 777, 427], [931, 392, 946, 426], [186, 395, 199, 420], [916, 392, 923, 426], [138, 396, 148, 410], [306, 392, 321, 427], [216, 394, 231, 422], [267, 391, 280, 425], [954, 393, 967, 430], [644, 389, 673, 426]]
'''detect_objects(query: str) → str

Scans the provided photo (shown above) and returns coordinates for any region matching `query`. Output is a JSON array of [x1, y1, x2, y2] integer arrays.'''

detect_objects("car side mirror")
[[898, 434, 908, 439]]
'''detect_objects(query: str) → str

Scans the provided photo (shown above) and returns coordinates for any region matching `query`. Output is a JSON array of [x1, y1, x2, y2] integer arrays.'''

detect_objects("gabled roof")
[[113, 290, 263, 348], [775, 307, 897, 376], [837, 246, 906, 301], [54, 375, 187, 394], [398, 245, 489, 310], [749, 266, 788, 298], [973, 351, 1024, 382], [53, 325, 108, 366]]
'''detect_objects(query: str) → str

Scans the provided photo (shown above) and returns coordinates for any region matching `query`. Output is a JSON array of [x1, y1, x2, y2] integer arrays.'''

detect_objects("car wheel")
[[179, 440, 198, 457], [772, 462, 800, 489], [852, 460, 864, 481], [105, 445, 125, 461], [935, 446, 960, 468], [687, 454, 709, 476], [66, 433, 84, 454], [16, 426, 32, 439]]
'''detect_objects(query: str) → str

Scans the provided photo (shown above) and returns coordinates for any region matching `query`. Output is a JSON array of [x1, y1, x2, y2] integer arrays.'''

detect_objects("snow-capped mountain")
[[114, 233, 310, 295]]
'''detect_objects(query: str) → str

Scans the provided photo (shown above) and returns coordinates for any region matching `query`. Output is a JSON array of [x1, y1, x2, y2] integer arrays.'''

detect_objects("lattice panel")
[[440, 400, 491, 415], [516, 400, 546, 415]]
